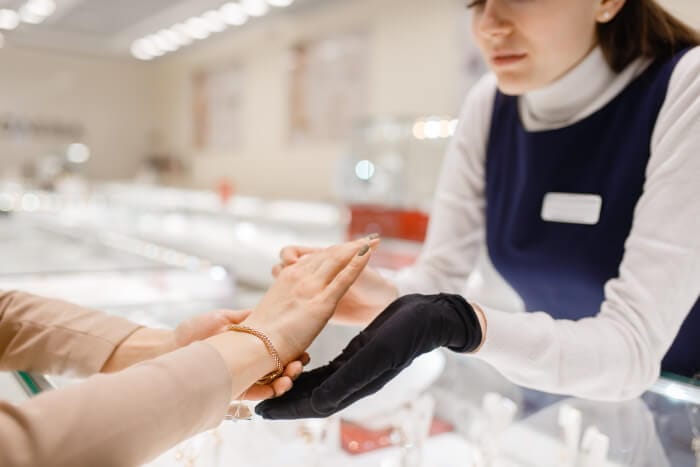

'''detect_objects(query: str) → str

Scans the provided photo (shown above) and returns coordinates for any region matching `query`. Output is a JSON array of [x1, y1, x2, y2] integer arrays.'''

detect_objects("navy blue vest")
[[485, 50, 699, 378]]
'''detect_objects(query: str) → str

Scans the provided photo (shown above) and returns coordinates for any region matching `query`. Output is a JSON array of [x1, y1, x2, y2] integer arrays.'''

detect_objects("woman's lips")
[[491, 53, 527, 67]]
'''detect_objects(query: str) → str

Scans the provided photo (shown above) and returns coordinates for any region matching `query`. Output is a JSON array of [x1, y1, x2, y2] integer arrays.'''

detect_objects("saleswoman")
[[272, 0, 700, 405]]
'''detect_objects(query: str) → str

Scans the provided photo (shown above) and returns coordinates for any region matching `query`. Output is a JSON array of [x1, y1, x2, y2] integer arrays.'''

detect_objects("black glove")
[[255, 293, 482, 420]]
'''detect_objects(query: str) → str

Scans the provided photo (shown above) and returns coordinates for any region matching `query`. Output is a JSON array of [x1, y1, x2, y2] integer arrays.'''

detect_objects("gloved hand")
[[255, 293, 483, 419]]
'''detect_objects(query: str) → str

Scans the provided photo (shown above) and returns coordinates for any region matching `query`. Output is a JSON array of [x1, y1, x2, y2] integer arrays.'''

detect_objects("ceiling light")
[[157, 29, 185, 49], [202, 10, 227, 32], [183, 17, 211, 40], [148, 32, 177, 52], [170, 24, 193, 46], [19, 6, 45, 24], [220, 3, 248, 26], [424, 120, 441, 139], [25, 0, 56, 17], [0, 9, 20, 30], [130, 41, 153, 61], [412, 121, 425, 140], [267, 0, 294, 6], [133, 38, 163, 57], [241, 0, 269, 17]]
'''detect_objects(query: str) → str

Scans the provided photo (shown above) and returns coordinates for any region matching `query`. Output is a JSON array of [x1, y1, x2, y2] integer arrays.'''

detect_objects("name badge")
[[541, 193, 602, 225]]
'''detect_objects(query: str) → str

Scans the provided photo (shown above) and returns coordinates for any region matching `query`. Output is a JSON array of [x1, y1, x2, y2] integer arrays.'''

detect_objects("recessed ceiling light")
[[149, 32, 178, 52], [25, 0, 56, 17], [170, 24, 194, 46], [132, 38, 163, 58], [241, 0, 269, 17], [184, 17, 211, 40], [131, 0, 290, 60], [267, 0, 294, 7], [220, 3, 248, 26], [0, 9, 20, 30], [202, 10, 227, 32], [20, 5, 46, 24]]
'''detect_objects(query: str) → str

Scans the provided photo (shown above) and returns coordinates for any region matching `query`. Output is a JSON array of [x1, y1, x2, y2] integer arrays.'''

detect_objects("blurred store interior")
[[1, 0, 700, 466]]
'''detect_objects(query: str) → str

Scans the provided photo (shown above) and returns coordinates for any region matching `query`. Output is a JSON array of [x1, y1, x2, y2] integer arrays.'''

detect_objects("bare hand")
[[273, 239, 398, 326], [245, 237, 379, 364]]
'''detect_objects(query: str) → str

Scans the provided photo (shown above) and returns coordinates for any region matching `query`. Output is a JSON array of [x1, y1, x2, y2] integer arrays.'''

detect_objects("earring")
[[601, 11, 612, 22]]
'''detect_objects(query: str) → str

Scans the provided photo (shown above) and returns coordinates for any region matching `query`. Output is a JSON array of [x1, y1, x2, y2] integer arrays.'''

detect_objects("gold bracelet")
[[227, 324, 284, 385], [470, 302, 488, 353]]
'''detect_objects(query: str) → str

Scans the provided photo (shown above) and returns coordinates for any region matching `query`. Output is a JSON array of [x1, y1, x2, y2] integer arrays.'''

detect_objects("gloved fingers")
[[256, 392, 317, 419], [310, 366, 406, 417], [303, 339, 400, 415], [255, 364, 337, 419]]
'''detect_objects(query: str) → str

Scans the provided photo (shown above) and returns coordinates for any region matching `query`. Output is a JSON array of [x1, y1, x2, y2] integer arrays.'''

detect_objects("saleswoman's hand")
[[256, 294, 485, 419], [273, 237, 398, 326]]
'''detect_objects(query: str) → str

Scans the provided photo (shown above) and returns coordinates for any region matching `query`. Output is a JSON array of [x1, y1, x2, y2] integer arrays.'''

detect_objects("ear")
[[596, 0, 626, 23]]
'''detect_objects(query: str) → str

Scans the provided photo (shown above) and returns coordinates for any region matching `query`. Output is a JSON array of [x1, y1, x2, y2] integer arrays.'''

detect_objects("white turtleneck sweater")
[[393, 47, 700, 401]]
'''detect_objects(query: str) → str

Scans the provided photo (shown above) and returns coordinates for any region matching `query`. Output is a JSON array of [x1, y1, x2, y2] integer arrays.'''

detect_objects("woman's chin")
[[494, 73, 538, 96]]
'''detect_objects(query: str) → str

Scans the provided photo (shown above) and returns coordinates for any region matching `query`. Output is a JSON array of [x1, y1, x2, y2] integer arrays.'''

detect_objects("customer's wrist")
[[102, 327, 176, 373], [205, 330, 277, 388]]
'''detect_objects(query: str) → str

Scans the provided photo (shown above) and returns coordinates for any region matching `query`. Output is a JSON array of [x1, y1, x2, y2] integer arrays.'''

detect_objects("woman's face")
[[470, 0, 611, 95]]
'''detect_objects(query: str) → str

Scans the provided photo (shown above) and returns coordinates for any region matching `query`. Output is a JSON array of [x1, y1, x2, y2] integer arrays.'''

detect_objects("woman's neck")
[[519, 47, 652, 131]]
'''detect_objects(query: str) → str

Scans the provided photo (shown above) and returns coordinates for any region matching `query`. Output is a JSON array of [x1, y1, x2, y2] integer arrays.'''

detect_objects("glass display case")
[[3, 345, 698, 467], [0, 213, 236, 318], [1, 190, 698, 467], [4, 185, 347, 288]]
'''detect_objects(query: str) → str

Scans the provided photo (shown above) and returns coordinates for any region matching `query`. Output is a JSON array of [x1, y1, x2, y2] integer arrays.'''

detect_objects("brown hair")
[[597, 0, 700, 72]]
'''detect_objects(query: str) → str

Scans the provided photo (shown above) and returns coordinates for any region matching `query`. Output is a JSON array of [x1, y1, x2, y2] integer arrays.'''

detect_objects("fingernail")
[[358, 244, 370, 256], [366, 233, 380, 240]]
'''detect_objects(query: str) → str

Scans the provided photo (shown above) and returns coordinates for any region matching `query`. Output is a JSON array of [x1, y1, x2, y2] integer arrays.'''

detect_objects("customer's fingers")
[[285, 360, 303, 381], [280, 245, 319, 266], [271, 263, 283, 278], [272, 377, 293, 397], [246, 376, 292, 400], [220, 309, 252, 324], [320, 243, 373, 304], [312, 237, 378, 283]]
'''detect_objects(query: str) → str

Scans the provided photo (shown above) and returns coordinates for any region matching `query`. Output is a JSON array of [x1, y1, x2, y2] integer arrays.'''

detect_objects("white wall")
[[0, 47, 158, 180], [153, 0, 468, 200], [2, 0, 696, 198]]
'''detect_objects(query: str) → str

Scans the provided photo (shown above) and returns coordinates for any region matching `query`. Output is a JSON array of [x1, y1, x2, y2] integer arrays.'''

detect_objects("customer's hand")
[[246, 237, 379, 364], [205, 238, 378, 401], [256, 294, 485, 419], [174, 309, 309, 400], [272, 237, 398, 326]]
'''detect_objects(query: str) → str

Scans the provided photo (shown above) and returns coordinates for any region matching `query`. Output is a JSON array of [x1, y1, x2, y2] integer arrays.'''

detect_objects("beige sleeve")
[[0, 341, 233, 467], [0, 290, 142, 376]]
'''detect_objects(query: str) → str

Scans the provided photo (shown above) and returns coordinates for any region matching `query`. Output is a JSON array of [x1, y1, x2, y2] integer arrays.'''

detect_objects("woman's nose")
[[476, 2, 512, 39]]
